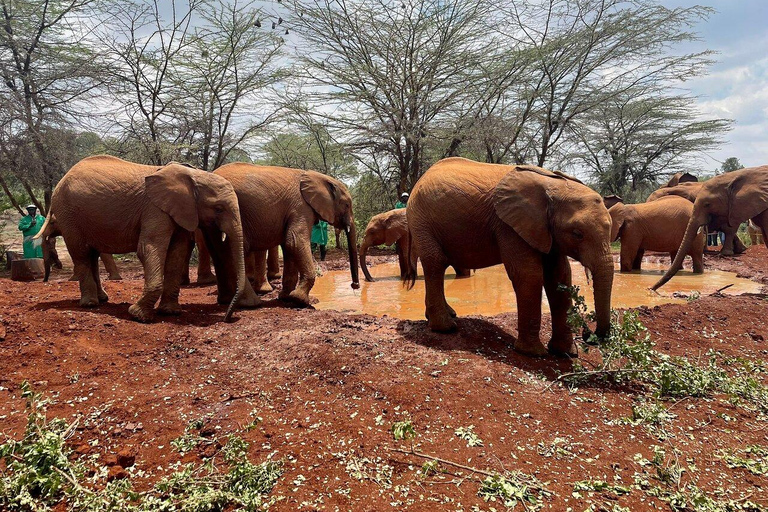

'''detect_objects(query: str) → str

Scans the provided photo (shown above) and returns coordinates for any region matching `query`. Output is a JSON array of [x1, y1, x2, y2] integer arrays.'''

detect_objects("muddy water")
[[313, 260, 762, 320]]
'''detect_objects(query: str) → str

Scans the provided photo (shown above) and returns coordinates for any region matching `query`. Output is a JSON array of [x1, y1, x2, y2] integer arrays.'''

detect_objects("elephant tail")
[[402, 228, 417, 290]]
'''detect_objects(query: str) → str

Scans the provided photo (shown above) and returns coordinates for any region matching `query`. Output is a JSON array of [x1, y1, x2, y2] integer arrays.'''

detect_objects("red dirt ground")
[[0, 246, 767, 510]]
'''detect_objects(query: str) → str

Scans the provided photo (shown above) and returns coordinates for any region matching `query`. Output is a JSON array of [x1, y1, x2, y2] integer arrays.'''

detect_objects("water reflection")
[[313, 260, 762, 320]]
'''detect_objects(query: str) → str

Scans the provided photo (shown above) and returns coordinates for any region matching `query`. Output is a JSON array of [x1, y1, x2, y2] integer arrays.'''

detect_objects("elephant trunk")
[[652, 212, 703, 291], [346, 221, 360, 289], [224, 225, 248, 322], [591, 255, 614, 339], [359, 237, 375, 282]]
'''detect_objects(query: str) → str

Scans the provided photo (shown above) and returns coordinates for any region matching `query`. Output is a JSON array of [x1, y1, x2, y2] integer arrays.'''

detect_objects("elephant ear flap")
[[608, 204, 625, 242], [146, 165, 199, 232], [665, 173, 683, 188], [493, 170, 553, 254], [300, 171, 336, 222], [727, 171, 768, 227]]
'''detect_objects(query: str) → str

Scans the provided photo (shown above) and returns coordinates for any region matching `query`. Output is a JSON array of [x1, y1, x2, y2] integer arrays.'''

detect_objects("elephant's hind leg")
[[90, 251, 108, 303], [543, 252, 576, 357], [129, 228, 172, 322], [101, 254, 122, 281], [417, 237, 456, 332], [251, 250, 274, 294], [72, 247, 101, 307], [158, 229, 192, 316], [279, 236, 314, 305], [267, 246, 281, 280]]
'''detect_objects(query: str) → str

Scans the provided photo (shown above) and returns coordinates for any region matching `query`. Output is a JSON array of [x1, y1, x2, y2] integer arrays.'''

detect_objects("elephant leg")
[[418, 238, 455, 332], [73, 251, 100, 308], [619, 239, 639, 272], [335, 228, 343, 249], [91, 251, 108, 303], [267, 246, 281, 279], [753, 211, 768, 249], [180, 234, 194, 286], [543, 252, 576, 357], [396, 242, 408, 280], [158, 230, 191, 316], [279, 238, 315, 305], [632, 249, 644, 271], [507, 261, 547, 357], [719, 230, 736, 256], [733, 233, 747, 254], [100, 254, 122, 281], [453, 267, 471, 279], [195, 229, 216, 285], [251, 250, 273, 294], [129, 230, 172, 323]]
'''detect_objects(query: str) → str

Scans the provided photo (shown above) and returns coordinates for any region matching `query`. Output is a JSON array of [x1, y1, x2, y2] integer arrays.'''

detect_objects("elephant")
[[609, 196, 704, 273], [39, 214, 122, 282], [210, 163, 359, 307], [748, 220, 764, 245], [360, 208, 470, 282], [405, 157, 613, 357], [603, 195, 623, 209], [647, 178, 748, 255], [38, 155, 256, 322], [653, 165, 768, 290]]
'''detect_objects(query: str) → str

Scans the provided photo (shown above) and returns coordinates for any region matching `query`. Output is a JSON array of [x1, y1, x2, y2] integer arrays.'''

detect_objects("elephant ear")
[[727, 169, 768, 227], [493, 169, 554, 254], [608, 204, 626, 242], [146, 165, 199, 232], [383, 210, 407, 245], [665, 173, 683, 188], [300, 171, 337, 222]]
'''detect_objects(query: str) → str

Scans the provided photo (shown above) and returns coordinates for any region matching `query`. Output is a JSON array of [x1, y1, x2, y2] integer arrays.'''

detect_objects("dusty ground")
[[0, 246, 767, 510]]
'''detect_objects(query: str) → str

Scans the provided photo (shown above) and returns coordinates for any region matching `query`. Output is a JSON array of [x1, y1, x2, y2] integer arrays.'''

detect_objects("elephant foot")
[[98, 291, 109, 303], [548, 336, 577, 358], [237, 291, 262, 309], [718, 248, 735, 257], [128, 303, 155, 323], [446, 304, 457, 318], [513, 338, 549, 358], [79, 297, 99, 308], [196, 274, 217, 286], [157, 303, 183, 316], [69, 275, 78, 282], [267, 272, 282, 280], [427, 310, 457, 333], [279, 289, 312, 306], [107, 274, 122, 281], [254, 281, 274, 294]]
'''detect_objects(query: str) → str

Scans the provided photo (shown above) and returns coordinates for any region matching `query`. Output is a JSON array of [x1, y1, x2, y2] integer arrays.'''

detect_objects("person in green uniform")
[[311, 219, 329, 261], [395, 192, 409, 209], [18, 205, 45, 259]]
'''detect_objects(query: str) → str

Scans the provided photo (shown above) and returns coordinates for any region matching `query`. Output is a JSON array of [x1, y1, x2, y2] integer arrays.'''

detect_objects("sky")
[[659, 0, 768, 170]]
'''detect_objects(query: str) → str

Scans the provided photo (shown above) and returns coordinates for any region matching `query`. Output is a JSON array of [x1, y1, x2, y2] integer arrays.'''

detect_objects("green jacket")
[[311, 220, 329, 246], [395, 201, 407, 209], [18, 214, 45, 259]]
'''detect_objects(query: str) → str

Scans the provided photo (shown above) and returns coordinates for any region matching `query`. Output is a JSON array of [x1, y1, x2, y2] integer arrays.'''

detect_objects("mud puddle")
[[313, 260, 762, 319]]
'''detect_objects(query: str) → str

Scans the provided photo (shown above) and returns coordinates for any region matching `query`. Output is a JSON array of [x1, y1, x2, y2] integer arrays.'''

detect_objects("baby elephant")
[[609, 195, 704, 273]]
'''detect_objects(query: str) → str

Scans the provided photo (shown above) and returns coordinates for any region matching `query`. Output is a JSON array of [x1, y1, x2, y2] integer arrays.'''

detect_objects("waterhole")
[[313, 259, 762, 320]]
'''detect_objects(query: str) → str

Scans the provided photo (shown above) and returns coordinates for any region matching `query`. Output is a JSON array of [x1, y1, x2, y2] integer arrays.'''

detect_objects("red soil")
[[0, 246, 766, 510]]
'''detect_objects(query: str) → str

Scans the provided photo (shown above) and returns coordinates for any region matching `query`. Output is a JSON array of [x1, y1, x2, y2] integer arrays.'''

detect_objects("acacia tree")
[[290, 0, 495, 193], [573, 90, 729, 199], [0, 0, 103, 213], [175, 0, 287, 171]]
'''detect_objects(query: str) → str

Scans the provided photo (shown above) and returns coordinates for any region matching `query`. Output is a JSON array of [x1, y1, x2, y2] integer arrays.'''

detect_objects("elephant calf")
[[609, 196, 705, 273]]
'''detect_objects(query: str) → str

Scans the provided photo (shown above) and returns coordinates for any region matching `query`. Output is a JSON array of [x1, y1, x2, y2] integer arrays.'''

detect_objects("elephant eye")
[[573, 229, 584, 240]]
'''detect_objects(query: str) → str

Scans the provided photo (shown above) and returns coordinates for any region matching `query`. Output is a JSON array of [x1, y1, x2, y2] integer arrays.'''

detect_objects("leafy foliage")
[[478, 471, 550, 511]]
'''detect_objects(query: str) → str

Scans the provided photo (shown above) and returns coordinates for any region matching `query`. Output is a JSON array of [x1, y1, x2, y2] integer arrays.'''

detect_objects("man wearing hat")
[[18, 205, 45, 259], [395, 192, 409, 209]]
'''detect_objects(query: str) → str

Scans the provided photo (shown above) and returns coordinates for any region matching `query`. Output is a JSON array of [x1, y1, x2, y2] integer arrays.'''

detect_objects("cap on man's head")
[[26, 204, 36, 210], [400, 192, 409, 198]]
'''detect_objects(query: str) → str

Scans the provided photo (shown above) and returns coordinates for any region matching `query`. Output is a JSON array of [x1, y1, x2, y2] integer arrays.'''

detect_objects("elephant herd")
[[36, 155, 768, 358]]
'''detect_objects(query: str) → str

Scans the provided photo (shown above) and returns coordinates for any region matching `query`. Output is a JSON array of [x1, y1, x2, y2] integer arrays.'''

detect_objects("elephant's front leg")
[[195, 229, 217, 285], [507, 260, 547, 357], [278, 235, 315, 305], [158, 229, 193, 316], [129, 227, 172, 322], [267, 246, 281, 280], [251, 250, 274, 294], [543, 253, 576, 357], [619, 238, 639, 272]]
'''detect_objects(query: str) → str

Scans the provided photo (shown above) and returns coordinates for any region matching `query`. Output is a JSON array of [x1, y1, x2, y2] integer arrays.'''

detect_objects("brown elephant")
[[210, 163, 359, 306], [405, 157, 613, 357], [40, 214, 122, 282], [647, 177, 748, 255], [653, 166, 768, 290], [609, 196, 704, 273], [360, 208, 470, 282], [38, 155, 256, 322]]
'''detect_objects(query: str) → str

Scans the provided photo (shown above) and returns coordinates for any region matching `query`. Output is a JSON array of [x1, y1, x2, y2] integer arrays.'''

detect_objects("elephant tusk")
[[345, 226, 351, 233], [221, 232, 227, 243]]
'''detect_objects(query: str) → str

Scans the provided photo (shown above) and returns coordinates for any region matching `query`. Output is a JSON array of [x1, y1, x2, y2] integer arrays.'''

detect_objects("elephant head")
[[494, 166, 614, 338], [300, 170, 360, 289], [146, 164, 248, 321], [603, 195, 623, 210], [653, 166, 768, 290], [359, 209, 408, 282]]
